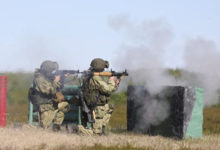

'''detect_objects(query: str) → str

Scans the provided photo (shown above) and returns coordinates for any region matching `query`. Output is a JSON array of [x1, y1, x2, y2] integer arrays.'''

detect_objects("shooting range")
[[127, 85, 204, 139]]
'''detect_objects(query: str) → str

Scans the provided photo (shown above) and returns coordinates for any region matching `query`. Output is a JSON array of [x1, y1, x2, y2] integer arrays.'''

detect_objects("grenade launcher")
[[82, 69, 129, 79]]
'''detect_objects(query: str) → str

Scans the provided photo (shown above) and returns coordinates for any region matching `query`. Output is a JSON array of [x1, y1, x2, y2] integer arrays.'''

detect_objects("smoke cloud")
[[110, 15, 220, 106], [109, 15, 220, 128], [109, 16, 176, 129], [109, 16, 176, 94], [184, 37, 220, 106], [135, 95, 170, 132]]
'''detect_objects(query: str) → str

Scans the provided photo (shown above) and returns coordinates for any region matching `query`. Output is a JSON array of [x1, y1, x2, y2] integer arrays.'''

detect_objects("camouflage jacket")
[[83, 75, 118, 106], [92, 76, 118, 95], [32, 70, 61, 104]]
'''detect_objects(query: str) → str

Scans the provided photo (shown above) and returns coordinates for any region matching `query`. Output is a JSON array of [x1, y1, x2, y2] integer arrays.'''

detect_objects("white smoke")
[[110, 15, 220, 107], [109, 15, 220, 130], [109, 15, 173, 50], [184, 37, 220, 106], [135, 98, 170, 131], [109, 16, 176, 94], [109, 16, 176, 128]]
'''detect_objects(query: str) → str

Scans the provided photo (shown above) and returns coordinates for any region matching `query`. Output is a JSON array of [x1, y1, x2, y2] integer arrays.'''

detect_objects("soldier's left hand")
[[109, 76, 115, 81], [55, 91, 65, 102]]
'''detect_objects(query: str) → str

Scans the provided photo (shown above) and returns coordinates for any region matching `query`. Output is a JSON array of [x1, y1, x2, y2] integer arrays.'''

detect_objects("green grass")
[[6, 104, 28, 125], [109, 92, 127, 105], [6, 96, 220, 135], [203, 106, 220, 134], [108, 104, 127, 132]]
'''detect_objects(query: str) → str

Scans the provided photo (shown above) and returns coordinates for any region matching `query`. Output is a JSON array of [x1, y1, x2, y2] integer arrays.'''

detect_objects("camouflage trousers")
[[39, 101, 70, 128], [79, 103, 114, 135]]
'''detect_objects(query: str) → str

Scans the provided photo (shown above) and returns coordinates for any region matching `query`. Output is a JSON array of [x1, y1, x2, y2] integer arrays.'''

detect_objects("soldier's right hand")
[[54, 75, 61, 82], [116, 79, 120, 85]]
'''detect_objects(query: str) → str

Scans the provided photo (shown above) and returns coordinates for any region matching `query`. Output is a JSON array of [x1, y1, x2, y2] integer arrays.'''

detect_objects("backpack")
[[82, 75, 108, 107]]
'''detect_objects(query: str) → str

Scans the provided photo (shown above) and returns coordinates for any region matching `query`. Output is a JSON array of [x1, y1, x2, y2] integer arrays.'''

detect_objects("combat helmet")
[[90, 58, 109, 72], [40, 60, 58, 77]]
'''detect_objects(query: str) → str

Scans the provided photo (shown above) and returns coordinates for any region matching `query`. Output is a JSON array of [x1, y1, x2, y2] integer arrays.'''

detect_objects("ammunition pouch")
[[28, 87, 54, 111], [84, 92, 108, 107], [95, 106, 106, 119], [52, 101, 58, 110], [96, 95, 109, 105], [95, 103, 113, 119], [82, 74, 109, 108], [83, 91, 97, 107]]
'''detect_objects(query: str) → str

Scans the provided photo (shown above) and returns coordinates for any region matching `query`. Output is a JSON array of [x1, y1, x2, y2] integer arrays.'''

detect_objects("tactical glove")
[[54, 91, 65, 102]]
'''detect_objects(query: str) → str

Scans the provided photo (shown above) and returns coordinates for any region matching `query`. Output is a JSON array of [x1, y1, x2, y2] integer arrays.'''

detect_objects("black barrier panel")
[[127, 86, 196, 139]]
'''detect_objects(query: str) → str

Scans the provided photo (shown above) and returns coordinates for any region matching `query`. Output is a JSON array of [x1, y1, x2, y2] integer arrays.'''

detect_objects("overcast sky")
[[0, 0, 219, 72]]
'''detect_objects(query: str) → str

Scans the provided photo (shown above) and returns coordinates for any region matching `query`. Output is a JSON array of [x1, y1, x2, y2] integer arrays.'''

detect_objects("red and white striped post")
[[0, 76, 7, 127]]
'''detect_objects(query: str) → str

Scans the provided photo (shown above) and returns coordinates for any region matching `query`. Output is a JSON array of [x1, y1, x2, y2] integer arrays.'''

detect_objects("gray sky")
[[0, 0, 219, 72]]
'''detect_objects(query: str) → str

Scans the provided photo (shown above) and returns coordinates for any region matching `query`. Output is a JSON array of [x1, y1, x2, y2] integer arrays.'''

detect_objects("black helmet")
[[90, 58, 109, 72]]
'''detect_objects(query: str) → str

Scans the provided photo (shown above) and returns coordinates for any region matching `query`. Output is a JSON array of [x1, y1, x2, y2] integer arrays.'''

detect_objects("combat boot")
[[72, 124, 79, 133], [66, 123, 79, 134], [53, 124, 61, 132], [101, 125, 107, 135]]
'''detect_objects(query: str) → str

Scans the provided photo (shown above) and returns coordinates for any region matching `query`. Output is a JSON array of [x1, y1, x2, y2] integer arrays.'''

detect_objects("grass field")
[[2, 73, 220, 150], [6, 103, 220, 135], [0, 127, 220, 150], [203, 106, 220, 134], [3, 102, 220, 150]]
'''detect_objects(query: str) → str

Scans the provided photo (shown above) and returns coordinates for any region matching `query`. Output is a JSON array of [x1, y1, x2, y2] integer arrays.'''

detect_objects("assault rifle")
[[52, 70, 80, 85], [81, 69, 129, 79], [78, 89, 95, 123]]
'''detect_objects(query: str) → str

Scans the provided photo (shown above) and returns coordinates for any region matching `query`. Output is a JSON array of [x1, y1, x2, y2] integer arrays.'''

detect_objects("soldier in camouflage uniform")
[[30, 60, 69, 131], [79, 58, 120, 135]]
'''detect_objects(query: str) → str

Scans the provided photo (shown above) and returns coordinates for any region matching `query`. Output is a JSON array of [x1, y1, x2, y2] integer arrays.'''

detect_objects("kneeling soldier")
[[79, 58, 120, 135], [30, 60, 69, 131]]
